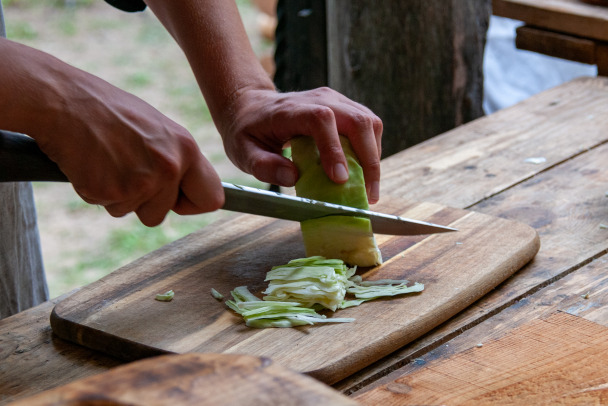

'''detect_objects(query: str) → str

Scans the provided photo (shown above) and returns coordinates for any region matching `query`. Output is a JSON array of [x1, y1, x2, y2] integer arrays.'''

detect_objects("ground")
[[3, 0, 274, 297]]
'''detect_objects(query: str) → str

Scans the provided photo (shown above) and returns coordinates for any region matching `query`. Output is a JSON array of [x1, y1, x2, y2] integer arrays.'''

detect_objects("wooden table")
[[2, 76, 608, 404], [493, 0, 608, 75]]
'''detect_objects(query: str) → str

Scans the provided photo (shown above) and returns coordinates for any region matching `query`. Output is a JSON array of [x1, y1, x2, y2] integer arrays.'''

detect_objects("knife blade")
[[0, 131, 456, 235], [222, 182, 456, 235]]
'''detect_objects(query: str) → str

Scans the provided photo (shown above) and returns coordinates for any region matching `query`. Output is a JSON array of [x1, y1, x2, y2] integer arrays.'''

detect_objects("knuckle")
[[312, 86, 333, 97], [351, 112, 375, 133], [158, 157, 182, 181], [327, 142, 345, 157], [367, 159, 381, 175], [372, 115, 383, 134], [131, 175, 157, 197], [308, 105, 335, 126]]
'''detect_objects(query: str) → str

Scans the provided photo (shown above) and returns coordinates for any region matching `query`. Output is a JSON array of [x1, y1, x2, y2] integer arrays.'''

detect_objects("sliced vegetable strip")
[[224, 257, 424, 329]]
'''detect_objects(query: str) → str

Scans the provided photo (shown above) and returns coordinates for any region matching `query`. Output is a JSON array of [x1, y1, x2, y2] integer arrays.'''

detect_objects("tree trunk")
[[326, 0, 491, 158]]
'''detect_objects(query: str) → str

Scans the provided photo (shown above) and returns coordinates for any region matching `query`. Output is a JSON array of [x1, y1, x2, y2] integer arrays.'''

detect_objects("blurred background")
[[3, 0, 277, 297]]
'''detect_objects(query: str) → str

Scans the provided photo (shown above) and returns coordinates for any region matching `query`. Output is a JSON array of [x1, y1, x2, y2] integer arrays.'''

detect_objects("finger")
[[330, 105, 383, 204], [232, 138, 298, 187], [276, 104, 349, 184], [307, 87, 383, 156], [253, 153, 298, 187], [104, 203, 132, 218], [134, 187, 179, 227], [172, 156, 224, 215]]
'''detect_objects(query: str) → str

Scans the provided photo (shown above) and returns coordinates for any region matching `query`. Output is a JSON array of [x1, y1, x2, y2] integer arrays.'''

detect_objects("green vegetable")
[[263, 256, 355, 311], [226, 286, 354, 328], [224, 257, 424, 329], [155, 290, 174, 302], [291, 135, 382, 267], [210, 288, 224, 300], [346, 282, 424, 300]]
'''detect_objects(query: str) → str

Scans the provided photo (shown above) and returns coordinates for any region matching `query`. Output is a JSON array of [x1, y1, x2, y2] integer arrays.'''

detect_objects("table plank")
[[493, 0, 608, 42], [352, 255, 608, 403], [11, 354, 360, 406], [380, 77, 608, 208], [335, 122, 608, 393], [0, 295, 121, 404], [355, 311, 608, 405]]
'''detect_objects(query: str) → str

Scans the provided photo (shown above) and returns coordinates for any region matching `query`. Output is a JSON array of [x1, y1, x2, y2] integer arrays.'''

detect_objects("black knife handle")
[[0, 131, 68, 182]]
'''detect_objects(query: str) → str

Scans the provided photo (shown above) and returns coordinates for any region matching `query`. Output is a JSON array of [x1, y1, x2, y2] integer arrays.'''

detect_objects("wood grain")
[[352, 255, 608, 401], [11, 353, 359, 406], [327, 0, 490, 155], [515, 25, 597, 64], [50, 199, 539, 385], [493, 0, 608, 42], [380, 77, 608, 208], [0, 295, 122, 402], [355, 311, 608, 405], [334, 106, 608, 394]]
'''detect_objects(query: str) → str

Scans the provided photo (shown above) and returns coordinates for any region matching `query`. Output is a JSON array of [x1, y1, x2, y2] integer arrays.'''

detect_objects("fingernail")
[[334, 163, 349, 183], [370, 181, 380, 203], [277, 166, 296, 186]]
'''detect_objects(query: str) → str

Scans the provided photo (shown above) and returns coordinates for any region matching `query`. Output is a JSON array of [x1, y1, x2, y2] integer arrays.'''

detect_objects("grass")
[[5, 0, 273, 298]]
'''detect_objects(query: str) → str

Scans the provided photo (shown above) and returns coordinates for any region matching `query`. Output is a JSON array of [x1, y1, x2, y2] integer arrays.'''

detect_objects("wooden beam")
[[515, 25, 597, 65], [493, 0, 608, 42]]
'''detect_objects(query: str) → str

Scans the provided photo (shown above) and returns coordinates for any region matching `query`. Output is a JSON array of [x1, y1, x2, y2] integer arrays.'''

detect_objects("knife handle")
[[0, 131, 68, 182]]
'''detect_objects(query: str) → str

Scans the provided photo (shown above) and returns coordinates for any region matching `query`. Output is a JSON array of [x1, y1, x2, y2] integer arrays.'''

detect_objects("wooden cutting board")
[[10, 353, 359, 406], [355, 311, 608, 405], [51, 198, 540, 385]]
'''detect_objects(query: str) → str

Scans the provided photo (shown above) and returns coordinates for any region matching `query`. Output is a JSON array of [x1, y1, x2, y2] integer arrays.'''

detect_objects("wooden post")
[[273, 0, 328, 92], [326, 0, 491, 158]]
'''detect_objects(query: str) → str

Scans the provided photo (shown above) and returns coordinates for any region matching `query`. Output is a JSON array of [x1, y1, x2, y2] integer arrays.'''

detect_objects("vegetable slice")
[[263, 256, 354, 311], [226, 286, 354, 328], [155, 290, 174, 302], [210, 288, 224, 300], [291, 135, 382, 267], [224, 257, 424, 329]]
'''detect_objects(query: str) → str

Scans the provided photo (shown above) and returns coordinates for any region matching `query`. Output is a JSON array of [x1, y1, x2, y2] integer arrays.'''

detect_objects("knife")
[[0, 131, 456, 235]]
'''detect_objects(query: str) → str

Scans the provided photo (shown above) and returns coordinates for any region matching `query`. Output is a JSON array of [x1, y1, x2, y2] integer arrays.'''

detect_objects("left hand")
[[220, 87, 383, 204]]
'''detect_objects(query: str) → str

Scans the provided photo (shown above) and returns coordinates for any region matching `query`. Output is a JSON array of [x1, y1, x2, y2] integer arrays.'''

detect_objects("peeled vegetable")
[[291, 135, 382, 267]]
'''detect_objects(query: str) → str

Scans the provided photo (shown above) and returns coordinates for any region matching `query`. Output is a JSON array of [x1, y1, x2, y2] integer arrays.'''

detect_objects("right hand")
[[35, 71, 224, 227]]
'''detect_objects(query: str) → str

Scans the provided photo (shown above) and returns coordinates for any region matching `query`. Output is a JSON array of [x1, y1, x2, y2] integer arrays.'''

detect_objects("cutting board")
[[355, 311, 608, 405], [10, 353, 359, 406], [51, 198, 540, 385]]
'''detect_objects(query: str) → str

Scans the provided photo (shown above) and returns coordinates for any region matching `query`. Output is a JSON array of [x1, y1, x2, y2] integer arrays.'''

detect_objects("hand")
[[221, 87, 383, 204], [35, 72, 224, 227]]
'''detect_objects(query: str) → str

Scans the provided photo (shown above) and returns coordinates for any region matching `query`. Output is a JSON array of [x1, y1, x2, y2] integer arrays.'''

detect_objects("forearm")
[[0, 38, 68, 141], [143, 0, 275, 136], [0, 38, 224, 225]]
